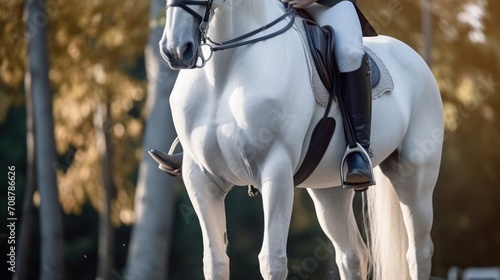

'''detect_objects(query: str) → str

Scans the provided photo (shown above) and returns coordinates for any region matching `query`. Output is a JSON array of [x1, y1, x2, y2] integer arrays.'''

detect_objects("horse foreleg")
[[258, 157, 294, 280], [307, 187, 368, 280], [184, 164, 231, 279]]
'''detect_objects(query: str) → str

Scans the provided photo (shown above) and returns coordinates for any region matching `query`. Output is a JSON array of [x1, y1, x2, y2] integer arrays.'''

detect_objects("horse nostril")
[[160, 45, 172, 61], [182, 42, 194, 60]]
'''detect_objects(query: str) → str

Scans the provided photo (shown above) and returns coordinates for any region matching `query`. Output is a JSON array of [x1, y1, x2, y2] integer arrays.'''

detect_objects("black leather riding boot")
[[339, 53, 374, 187], [148, 150, 183, 177]]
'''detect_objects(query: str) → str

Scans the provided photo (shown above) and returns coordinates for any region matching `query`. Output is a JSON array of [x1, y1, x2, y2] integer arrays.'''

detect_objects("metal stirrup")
[[168, 137, 182, 155], [340, 142, 376, 190]]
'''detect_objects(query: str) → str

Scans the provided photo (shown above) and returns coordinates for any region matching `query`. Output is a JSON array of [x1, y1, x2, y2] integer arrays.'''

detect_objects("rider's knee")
[[336, 43, 364, 72]]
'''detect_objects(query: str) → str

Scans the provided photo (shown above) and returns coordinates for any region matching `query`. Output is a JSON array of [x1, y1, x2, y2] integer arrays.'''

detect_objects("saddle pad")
[[292, 18, 394, 107]]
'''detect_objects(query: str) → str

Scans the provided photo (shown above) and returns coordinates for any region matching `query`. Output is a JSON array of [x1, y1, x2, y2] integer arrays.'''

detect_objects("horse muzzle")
[[159, 41, 198, 70]]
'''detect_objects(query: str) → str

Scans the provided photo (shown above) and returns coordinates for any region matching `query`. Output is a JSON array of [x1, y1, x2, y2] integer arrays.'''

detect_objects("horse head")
[[160, 0, 224, 69]]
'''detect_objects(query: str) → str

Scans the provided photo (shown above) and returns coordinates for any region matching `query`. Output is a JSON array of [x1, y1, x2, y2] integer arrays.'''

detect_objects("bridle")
[[166, 0, 296, 68]]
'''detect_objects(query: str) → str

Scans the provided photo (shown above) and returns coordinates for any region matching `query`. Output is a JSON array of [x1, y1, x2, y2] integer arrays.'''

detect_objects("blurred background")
[[0, 0, 499, 279]]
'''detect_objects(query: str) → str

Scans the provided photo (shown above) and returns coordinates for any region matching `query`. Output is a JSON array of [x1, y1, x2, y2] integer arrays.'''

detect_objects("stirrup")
[[168, 137, 181, 155], [149, 137, 183, 177], [165, 136, 183, 176], [340, 142, 375, 191]]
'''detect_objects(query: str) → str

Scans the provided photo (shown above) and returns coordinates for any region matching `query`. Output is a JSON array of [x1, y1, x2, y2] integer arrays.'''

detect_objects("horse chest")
[[174, 89, 283, 180]]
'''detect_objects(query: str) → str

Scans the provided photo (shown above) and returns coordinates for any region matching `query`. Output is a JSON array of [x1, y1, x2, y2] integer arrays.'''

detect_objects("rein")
[[207, 8, 296, 51], [166, 0, 296, 68]]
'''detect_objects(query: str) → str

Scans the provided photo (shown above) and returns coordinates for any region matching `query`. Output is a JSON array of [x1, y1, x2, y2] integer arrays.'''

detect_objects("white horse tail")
[[364, 167, 409, 280]]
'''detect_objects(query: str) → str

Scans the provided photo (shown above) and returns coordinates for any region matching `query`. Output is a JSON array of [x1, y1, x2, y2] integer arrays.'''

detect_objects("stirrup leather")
[[340, 142, 375, 190]]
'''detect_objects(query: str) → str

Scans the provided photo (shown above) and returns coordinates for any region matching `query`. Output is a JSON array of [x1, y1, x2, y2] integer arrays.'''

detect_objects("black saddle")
[[301, 17, 381, 93]]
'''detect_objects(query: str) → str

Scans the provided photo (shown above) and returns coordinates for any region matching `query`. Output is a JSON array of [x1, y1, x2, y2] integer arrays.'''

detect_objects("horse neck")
[[209, 0, 284, 42]]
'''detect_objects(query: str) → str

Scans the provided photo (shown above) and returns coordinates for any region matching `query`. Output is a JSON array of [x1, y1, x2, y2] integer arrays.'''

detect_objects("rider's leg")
[[340, 54, 373, 185], [306, 1, 374, 187], [306, 1, 364, 72]]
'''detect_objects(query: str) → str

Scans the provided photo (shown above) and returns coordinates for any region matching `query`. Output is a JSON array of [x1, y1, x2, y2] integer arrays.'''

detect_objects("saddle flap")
[[302, 20, 337, 93], [293, 117, 336, 186]]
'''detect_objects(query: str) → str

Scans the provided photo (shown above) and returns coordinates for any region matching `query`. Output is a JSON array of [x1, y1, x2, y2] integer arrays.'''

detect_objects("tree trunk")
[[27, 0, 64, 279], [13, 58, 38, 280], [125, 0, 179, 278], [94, 95, 116, 280], [421, 0, 432, 65]]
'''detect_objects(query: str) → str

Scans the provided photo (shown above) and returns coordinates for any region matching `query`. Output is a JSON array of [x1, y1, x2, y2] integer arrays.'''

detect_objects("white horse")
[[160, 0, 443, 279]]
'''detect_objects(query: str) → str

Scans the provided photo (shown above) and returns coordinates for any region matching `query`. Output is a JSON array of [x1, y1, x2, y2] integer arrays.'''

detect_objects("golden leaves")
[[42, 0, 149, 225], [0, 0, 26, 121]]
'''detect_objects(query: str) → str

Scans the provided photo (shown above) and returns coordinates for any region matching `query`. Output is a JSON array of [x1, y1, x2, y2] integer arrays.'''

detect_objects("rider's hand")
[[281, 0, 317, 9]]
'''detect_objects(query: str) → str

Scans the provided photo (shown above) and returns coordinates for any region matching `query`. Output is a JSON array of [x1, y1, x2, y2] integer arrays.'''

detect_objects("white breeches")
[[305, 1, 364, 72]]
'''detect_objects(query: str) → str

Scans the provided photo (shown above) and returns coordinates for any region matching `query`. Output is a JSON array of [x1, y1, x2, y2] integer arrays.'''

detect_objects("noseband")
[[166, 0, 214, 39], [166, 0, 296, 68]]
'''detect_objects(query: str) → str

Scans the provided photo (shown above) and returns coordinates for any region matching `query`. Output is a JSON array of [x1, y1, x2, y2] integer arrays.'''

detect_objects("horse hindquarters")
[[364, 38, 443, 279], [373, 101, 442, 279], [366, 148, 441, 280]]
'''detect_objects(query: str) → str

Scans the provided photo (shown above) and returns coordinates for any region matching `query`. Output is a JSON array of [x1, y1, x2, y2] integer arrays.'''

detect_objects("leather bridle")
[[166, 0, 296, 68]]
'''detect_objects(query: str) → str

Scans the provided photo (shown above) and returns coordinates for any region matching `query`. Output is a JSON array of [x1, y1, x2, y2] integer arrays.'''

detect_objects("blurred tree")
[[125, 0, 179, 278], [0, 0, 31, 272], [4, 0, 150, 278], [46, 1, 150, 278], [50, 0, 148, 223], [13, 38, 37, 280], [430, 1, 500, 275], [0, 0, 25, 111], [94, 95, 116, 280], [27, 0, 64, 279], [421, 0, 432, 64]]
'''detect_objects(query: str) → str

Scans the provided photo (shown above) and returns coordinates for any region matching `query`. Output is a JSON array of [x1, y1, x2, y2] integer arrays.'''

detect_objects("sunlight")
[[457, 0, 486, 43], [443, 101, 459, 131], [456, 76, 475, 105]]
